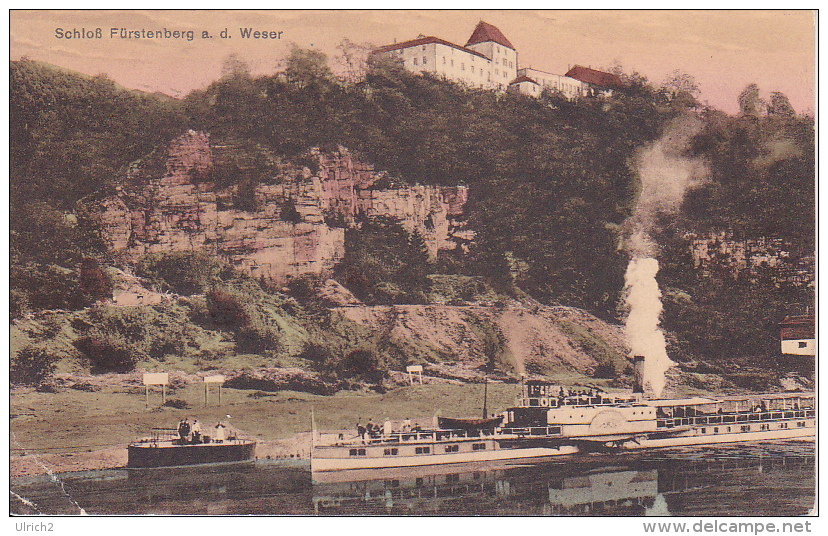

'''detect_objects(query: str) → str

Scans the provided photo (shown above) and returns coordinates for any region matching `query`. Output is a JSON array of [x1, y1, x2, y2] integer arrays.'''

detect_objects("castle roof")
[[510, 75, 538, 85], [373, 36, 489, 60], [564, 65, 623, 89], [465, 21, 514, 50]]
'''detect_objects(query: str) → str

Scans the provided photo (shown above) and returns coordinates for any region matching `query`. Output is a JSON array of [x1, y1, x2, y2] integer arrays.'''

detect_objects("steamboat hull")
[[127, 440, 256, 469], [311, 434, 578, 473], [627, 422, 815, 449]]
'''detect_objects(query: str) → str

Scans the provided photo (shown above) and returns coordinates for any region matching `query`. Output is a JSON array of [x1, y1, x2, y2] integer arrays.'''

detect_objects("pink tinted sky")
[[10, 10, 816, 114]]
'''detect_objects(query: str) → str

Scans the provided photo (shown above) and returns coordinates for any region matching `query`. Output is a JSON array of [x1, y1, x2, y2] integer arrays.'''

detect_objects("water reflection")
[[9, 441, 814, 516]]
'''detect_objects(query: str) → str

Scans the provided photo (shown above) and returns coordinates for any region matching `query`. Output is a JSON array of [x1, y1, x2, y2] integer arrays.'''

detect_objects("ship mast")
[[482, 376, 488, 419]]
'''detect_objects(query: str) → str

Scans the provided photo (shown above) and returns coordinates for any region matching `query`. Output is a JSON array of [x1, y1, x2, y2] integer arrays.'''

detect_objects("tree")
[[738, 83, 765, 117], [662, 70, 701, 109], [335, 38, 374, 84], [11, 346, 57, 386], [222, 53, 251, 79], [767, 91, 796, 118], [335, 216, 432, 304], [283, 45, 334, 89]]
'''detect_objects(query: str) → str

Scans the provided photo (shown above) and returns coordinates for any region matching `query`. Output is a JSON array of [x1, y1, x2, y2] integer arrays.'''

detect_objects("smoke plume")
[[623, 115, 707, 397]]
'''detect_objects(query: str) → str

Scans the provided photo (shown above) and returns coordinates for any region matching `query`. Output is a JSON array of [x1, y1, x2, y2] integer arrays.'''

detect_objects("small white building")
[[780, 315, 815, 356], [510, 67, 587, 100], [372, 21, 518, 91]]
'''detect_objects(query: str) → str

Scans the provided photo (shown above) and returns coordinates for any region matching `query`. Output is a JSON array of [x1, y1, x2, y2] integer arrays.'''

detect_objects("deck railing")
[[656, 409, 814, 429]]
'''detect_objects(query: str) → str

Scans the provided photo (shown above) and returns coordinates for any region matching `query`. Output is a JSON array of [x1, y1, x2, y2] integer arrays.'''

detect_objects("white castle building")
[[373, 21, 622, 100], [372, 21, 518, 91], [510, 67, 588, 100]]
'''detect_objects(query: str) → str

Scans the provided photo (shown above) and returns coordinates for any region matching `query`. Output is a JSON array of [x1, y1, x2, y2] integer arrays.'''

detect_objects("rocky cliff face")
[[98, 131, 469, 283]]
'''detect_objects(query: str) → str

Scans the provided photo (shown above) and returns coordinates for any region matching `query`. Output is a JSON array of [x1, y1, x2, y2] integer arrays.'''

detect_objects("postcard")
[[9, 9, 816, 521]]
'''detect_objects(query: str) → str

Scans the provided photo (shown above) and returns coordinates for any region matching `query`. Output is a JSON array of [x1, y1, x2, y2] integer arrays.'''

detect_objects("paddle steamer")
[[311, 375, 814, 472]]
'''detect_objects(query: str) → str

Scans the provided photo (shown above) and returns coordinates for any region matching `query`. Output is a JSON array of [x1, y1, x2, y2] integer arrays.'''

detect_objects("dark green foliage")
[[11, 346, 58, 386], [684, 103, 814, 251], [280, 198, 302, 224], [233, 179, 259, 211], [206, 288, 250, 327], [79, 257, 112, 302], [74, 335, 135, 372], [335, 216, 432, 305], [661, 278, 813, 363], [10, 60, 185, 210], [337, 348, 387, 384], [135, 252, 230, 295], [163, 399, 190, 409], [657, 88, 815, 364], [10, 263, 92, 311], [592, 363, 616, 379]]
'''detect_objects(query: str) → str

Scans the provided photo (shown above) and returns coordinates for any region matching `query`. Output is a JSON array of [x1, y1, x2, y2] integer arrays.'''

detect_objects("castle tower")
[[464, 21, 518, 89]]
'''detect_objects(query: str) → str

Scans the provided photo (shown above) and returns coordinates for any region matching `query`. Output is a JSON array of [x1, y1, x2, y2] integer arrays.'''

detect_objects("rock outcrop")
[[98, 131, 469, 283]]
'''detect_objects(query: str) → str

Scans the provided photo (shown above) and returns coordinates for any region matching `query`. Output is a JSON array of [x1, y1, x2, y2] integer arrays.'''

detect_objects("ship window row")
[[415, 446, 431, 454], [383, 448, 399, 456], [445, 444, 459, 453], [472, 443, 486, 451], [349, 448, 366, 456]]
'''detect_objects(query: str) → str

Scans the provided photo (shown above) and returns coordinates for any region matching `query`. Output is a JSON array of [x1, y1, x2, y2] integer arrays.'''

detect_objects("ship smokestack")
[[633, 355, 645, 394]]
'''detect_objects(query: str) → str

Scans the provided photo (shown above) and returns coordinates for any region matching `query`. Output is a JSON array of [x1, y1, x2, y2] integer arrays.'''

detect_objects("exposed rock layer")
[[98, 131, 469, 283]]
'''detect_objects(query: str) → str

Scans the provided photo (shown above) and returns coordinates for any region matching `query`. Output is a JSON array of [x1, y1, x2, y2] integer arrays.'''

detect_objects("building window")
[[451, 59, 454, 66], [413, 58, 418, 65], [503, 58, 507, 66], [799, 342, 807, 348], [495, 69, 499, 75], [443, 56, 446, 64], [423, 57, 427, 64], [461, 63, 464, 70], [422, 45, 426, 50]]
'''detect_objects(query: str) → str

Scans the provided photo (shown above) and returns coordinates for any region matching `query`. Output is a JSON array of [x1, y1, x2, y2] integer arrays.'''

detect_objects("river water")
[[10, 441, 814, 516]]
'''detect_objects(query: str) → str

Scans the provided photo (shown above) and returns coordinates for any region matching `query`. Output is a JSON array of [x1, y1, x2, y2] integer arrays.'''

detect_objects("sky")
[[9, 9, 816, 114]]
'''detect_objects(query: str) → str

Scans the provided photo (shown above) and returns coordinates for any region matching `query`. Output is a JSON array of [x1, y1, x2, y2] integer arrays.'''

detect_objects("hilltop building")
[[372, 21, 518, 90], [373, 21, 623, 100], [508, 67, 587, 99], [564, 65, 624, 96]]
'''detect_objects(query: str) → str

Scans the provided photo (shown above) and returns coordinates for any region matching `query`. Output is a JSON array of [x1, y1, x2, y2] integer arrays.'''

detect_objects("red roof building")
[[564, 65, 624, 91], [780, 314, 815, 356], [465, 21, 515, 50]]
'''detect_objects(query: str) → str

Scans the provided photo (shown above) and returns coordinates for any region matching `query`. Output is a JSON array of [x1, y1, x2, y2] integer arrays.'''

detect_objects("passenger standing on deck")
[[383, 418, 392, 437], [357, 421, 366, 440], [191, 419, 201, 444], [214, 421, 227, 442], [403, 417, 412, 432], [178, 418, 191, 444], [366, 419, 375, 438]]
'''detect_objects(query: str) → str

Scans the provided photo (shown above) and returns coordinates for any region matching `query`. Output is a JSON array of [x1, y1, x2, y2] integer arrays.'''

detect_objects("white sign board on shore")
[[142, 372, 169, 386], [204, 374, 225, 384], [406, 365, 423, 385]]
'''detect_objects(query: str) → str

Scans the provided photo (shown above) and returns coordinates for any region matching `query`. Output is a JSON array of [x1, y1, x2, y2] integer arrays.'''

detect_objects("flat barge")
[[127, 428, 256, 469]]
